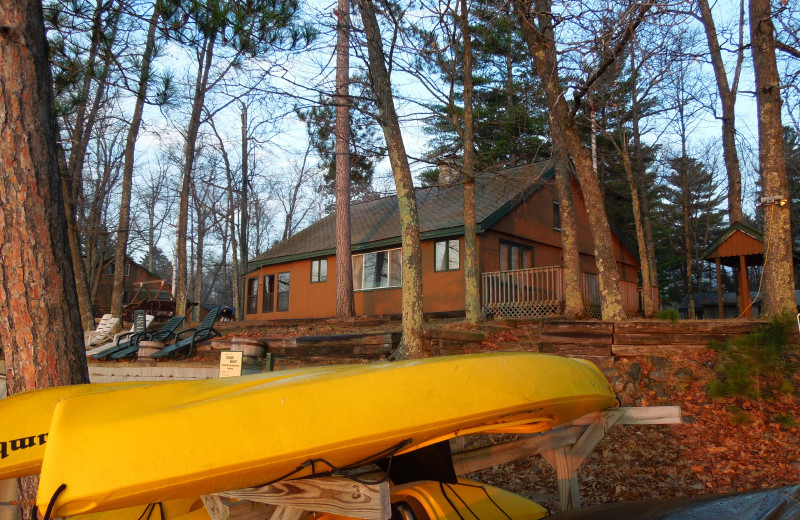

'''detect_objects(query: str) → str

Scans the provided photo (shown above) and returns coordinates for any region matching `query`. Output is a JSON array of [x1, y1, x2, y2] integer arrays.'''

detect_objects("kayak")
[[37, 353, 617, 517]]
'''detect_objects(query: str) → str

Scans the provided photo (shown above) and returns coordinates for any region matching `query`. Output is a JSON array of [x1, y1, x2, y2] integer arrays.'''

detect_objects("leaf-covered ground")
[[470, 350, 800, 513]]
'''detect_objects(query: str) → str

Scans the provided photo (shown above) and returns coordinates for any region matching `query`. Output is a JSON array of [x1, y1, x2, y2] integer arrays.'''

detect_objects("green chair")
[[109, 316, 186, 360], [151, 307, 222, 360], [92, 310, 152, 360]]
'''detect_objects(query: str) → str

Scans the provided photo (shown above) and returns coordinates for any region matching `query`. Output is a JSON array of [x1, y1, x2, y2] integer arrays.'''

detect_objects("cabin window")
[[311, 258, 327, 283], [262, 274, 275, 313], [246, 277, 259, 314], [499, 240, 533, 271], [277, 272, 290, 311], [553, 200, 561, 231], [434, 239, 460, 272], [108, 263, 115, 276], [352, 248, 402, 291]]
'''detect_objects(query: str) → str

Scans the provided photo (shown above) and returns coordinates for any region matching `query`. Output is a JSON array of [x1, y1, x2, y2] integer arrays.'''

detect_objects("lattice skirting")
[[483, 301, 565, 319]]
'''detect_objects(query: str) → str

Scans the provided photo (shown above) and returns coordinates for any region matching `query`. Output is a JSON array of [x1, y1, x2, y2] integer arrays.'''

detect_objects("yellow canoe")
[[37, 353, 616, 517], [0, 381, 161, 480]]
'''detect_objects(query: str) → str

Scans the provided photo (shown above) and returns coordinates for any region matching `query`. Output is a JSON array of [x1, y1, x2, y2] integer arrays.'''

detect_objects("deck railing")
[[482, 266, 658, 319]]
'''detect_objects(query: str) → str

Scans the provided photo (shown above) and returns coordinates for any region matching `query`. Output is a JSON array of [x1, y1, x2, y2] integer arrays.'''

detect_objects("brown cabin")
[[93, 256, 171, 317], [244, 160, 655, 321]]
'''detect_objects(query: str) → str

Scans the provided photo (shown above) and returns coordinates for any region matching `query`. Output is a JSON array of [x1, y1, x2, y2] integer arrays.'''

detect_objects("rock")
[[648, 356, 671, 382], [628, 362, 643, 384], [675, 368, 694, 383], [682, 415, 697, 424]]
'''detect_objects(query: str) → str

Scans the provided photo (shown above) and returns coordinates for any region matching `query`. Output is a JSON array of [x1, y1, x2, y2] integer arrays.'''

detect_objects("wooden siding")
[[246, 256, 337, 320], [707, 230, 764, 258], [94, 260, 165, 316]]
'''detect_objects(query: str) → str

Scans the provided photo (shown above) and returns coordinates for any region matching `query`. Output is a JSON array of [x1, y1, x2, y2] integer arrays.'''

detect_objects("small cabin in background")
[[244, 160, 657, 321], [93, 256, 170, 317]]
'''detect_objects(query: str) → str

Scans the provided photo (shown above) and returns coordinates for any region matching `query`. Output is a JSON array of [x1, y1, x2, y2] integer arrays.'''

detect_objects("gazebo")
[[702, 222, 800, 318]]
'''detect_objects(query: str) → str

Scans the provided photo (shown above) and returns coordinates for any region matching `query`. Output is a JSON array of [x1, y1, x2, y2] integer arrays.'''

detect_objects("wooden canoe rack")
[[201, 406, 681, 520]]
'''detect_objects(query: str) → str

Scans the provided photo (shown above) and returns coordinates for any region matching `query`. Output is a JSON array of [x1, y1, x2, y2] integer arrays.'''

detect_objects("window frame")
[[276, 272, 290, 312], [553, 200, 561, 231], [434, 238, 460, 272], [499, 240, 534, 271], [310, 258, 328, 283], [352, 248, 402, 291], [246, 277, 259, 314], [262, 274, 275, 313]]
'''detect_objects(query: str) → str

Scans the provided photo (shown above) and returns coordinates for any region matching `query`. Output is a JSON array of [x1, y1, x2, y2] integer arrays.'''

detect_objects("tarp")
[[550, 486, 800, 520]]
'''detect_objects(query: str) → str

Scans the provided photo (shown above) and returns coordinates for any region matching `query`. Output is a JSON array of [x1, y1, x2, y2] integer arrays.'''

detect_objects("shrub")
[[657, 309, 680, 322], [707, 312, 799, 400]]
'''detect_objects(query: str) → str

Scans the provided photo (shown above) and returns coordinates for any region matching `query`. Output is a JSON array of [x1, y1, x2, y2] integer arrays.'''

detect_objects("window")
[[352, 248, 402, 290], [434, 239, 460, 271], [277, 272, 290, 311], [125, 262, 131, 276], [553, 200, 561, 231], [108, 263, 115, 276], [499, 240, 533, 271], [262, 274, 275, 313], [246, 277, 259, 314], [311, 258, 327, 283]]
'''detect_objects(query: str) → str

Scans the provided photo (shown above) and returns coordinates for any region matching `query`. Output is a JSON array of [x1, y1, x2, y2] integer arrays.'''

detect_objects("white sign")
[[219, 351, 243, 378]]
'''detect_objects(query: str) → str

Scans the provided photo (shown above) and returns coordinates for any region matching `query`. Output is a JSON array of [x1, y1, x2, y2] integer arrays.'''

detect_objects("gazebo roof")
[[702, 221, 800, 268]]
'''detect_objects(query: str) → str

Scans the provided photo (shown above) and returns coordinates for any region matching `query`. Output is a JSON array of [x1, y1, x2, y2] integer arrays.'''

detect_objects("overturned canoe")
[[37, 353, 617, 517]]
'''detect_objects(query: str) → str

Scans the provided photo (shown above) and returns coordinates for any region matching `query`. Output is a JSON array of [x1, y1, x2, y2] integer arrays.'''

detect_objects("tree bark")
[[110, 1, 161, 318], [0, 0, 90, 515], [357, 0, 425, 356], [239, 103, 249, 320], [459, 0, 480, 324], [553, 150, 584, 318], [750, 0, 796, 317], [176, 33, 215, 318], [698, 0, 745, 224], [513, 0, 626, 321], [335, 0, 355, 317]]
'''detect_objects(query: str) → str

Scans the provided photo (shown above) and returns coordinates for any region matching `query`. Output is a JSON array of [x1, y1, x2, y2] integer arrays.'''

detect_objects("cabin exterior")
[[244, 160, 654, 321], [93, 256, 169, 317]]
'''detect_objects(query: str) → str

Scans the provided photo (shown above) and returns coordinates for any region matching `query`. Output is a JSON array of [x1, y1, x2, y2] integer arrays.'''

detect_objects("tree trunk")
[[0, 1, 91, 515], [357, 0, 425, 357], [698, 0, 744, 224], [110, 2, 161, 318], [553, 150, 584, 318], [459, 0, 480, 324], [335, 0, 355, 317], [239, 103, 249, 320], [750, 0, 796, 317], [513, 0, 626, 321], [176, 34, 215, 318]]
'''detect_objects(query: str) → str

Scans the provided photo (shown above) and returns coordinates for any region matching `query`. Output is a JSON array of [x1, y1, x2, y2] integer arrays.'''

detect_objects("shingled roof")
[[249, 160, 555, 268]]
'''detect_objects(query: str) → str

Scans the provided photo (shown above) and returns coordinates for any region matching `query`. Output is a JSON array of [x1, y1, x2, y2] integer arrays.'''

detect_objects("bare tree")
[[356, 0, 425, 356]]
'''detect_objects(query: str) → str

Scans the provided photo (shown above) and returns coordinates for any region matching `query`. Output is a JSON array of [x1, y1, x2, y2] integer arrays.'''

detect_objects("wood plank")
[[220, 477, 390, 520], [613, 344, 708, 356], [295, 334, 394, 346], [269, 506, 306, 520], [541, 322, 614, 334], [541, 446, 580, 512], [451, 426, 583, 475], [540, 334, 613, 345], [202, 495, 229, 520], [614, 321, 757, 335], [613, 333, 738, 345], [571, 407, 682, 426], [425, 330, 487, 343], [571, 410, 624, 467], [549, 345, 612, 356], [267, 344, 392, 359]]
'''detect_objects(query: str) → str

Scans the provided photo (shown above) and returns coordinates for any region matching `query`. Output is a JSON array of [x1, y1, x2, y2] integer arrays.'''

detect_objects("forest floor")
[[469, 349, 800, 513]]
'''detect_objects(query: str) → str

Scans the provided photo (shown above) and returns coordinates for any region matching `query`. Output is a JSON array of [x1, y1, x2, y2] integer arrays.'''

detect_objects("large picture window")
[[352, 248, 402, 290], [277, 272, 290, 311], [435, 239, 460, 271], [499, 240, 533, 271], [311, 258, 327, 283]]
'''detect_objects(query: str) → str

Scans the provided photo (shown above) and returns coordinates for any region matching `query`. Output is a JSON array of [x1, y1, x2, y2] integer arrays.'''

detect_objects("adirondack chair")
[[108, 316, 185, 360], [87, 311, 153, 359], [84, 315, 120, 347], [151, 307, 222, 360]]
